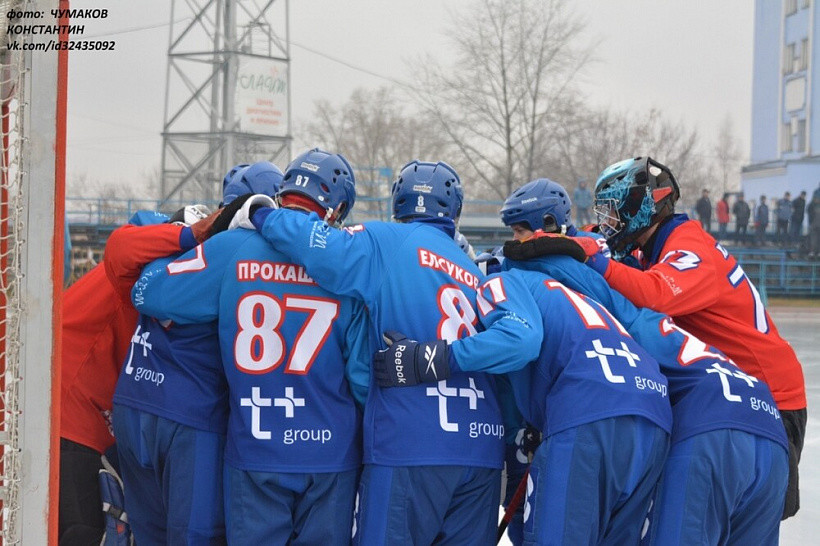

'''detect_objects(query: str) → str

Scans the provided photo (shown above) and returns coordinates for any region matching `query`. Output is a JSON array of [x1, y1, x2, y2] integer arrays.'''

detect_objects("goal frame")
[[1, 0, 65, 543]]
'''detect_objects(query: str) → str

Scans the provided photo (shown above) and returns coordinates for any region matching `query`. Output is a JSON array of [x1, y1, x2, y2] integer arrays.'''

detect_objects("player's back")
[[509, 253, 788, 451], [113, 313, 228, 435], [355, 221, 504, 469], [503, 269, 671, 438], [62, 263, 138, 453], [221, 230, 362, 473], [634, 315, 788, 450], [653, 218, 805, 410], [170, 229, 364, 474]]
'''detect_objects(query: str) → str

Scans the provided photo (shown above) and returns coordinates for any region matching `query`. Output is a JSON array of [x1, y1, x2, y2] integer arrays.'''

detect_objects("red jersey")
[[60, 223, 186, 453], [603, 215, 806, 410]]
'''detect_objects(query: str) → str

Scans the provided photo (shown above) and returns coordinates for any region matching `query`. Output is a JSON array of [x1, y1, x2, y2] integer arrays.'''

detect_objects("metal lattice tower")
[[160, 0, 291, 204]]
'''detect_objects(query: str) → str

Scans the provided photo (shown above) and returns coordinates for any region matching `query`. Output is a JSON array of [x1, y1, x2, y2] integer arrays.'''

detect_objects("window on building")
[[785, 76, 806, 110], [801, 0, 811, 9], [784, 43, 796, 74], [797, 119, 807, 152], [782, 122, 794, 153], [787, 0, 798, 15], [800, 38, 810, 71]]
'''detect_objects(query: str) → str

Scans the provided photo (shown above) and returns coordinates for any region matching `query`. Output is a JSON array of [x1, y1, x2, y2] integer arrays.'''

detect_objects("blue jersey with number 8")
[[255, 210, 505, 469]]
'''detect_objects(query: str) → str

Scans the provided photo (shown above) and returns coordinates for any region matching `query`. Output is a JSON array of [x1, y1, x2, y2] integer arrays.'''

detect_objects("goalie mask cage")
[[1, 0, 65, 544]]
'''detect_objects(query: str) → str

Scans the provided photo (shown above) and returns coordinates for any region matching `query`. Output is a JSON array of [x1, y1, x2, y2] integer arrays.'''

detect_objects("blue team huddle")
[[107, 149, 793, 545]]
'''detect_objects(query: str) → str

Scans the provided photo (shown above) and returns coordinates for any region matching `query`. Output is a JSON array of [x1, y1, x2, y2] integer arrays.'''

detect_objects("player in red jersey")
[[59, 205, 219, 545], [557, 156, 806, 520]]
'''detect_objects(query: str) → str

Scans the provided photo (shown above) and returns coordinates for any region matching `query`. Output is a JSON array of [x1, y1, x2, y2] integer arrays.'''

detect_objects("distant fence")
[[729, 249, 819, 300], [65, 197, 819, 297], [67, 197, 222, 226], [66, 196, 508, 226]]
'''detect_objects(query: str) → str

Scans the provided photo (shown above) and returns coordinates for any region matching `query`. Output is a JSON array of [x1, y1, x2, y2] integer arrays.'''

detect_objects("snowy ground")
[[775, 307, 820, 544], [498, 306, 820, 545]]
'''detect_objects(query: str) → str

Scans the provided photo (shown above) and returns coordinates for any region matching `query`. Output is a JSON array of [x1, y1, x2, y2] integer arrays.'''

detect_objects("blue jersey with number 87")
[[132, 228, 367, 473]]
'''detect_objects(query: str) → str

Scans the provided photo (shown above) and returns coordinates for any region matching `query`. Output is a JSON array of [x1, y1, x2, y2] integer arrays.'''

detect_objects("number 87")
[[234, 292, 340, 375]]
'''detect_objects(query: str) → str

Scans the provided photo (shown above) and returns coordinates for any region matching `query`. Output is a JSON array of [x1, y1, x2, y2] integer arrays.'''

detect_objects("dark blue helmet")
[[222, 161, 284, 205], [279, 148, 356, 225], [222, 163, 250, 191], [594, 156, 679, 260], [392, 161, 463, 221], [500, 178, 572, 233]]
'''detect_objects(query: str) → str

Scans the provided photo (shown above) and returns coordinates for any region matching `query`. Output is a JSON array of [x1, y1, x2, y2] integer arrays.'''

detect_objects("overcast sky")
[[65, 0, 754, 193]]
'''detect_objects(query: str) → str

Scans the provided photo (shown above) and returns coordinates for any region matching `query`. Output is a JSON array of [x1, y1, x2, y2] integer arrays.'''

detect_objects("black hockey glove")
[[503, 233, 589, 262], [373, 331, 451, 387], [207, 193, 276, 236], [514, 425, 542, 462], [208, 193, 255, 237]]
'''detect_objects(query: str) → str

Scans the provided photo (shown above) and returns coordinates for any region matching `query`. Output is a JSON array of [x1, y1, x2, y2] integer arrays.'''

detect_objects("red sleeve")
[[103, 223, 185, 302], [604, 223, 721, 316]]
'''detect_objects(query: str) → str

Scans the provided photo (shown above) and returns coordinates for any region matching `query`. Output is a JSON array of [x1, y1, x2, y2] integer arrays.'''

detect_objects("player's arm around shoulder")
[[103, 223, 185, 302], [131, 229, 254, 324], [516, 255, 647, 333], [606, 225, 719, 314], [254, 207, 388, 301], [450, 270, 544, 374]]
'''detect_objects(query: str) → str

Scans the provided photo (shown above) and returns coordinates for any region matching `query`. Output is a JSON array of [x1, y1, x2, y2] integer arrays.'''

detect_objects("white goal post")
[[1, 0, 64, 544]]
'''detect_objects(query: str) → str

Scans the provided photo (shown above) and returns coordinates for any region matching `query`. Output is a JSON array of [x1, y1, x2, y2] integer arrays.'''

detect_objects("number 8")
[[437, 284, 478, 342]]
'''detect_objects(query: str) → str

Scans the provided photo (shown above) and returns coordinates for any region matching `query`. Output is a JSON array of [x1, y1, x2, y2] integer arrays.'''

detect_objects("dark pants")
[[650, 429, 787, 545], [810, 223, 820, 256], [736, 222, 748, 243], [59, 438, 104, 546], [777, 220, 789, 240], [756, 224, 768, 245], [781, 408, 807, 519]]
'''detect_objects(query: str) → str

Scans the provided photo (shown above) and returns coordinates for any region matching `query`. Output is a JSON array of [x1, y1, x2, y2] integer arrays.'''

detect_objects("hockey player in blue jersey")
[[374, 267, 672, 545], [110, 162, 282, 544], [501, 178, 577, 239], [496, 177, 583, 545], [245, 160, 506, 545], [131, 149, 367, 546], [498, 188, 789, 544]]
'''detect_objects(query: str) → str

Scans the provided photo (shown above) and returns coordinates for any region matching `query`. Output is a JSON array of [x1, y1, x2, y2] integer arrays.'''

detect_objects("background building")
[[743, 0, 820, 220]]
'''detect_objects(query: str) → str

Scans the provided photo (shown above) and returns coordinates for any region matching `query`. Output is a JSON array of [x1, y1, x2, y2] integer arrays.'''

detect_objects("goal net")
[[1, 1, 63, 543]]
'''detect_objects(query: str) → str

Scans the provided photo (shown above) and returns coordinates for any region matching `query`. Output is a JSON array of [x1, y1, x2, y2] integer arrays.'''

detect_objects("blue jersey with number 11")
[[452, 269, 673, 437], [256, 209, 505, 469], [506, 254, 787, 450], [132, 229, 368, 473]]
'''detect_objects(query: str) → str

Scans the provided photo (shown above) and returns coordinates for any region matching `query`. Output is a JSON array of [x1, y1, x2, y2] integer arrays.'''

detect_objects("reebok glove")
[[373, 330, 451, 387]]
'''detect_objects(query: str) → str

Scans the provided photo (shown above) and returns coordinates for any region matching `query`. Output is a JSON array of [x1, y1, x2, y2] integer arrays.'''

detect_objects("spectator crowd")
[[688, 183, 820, 258]]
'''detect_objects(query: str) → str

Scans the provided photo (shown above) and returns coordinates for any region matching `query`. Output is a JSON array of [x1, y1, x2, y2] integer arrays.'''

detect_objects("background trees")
[[296, 0, 744, 210]]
